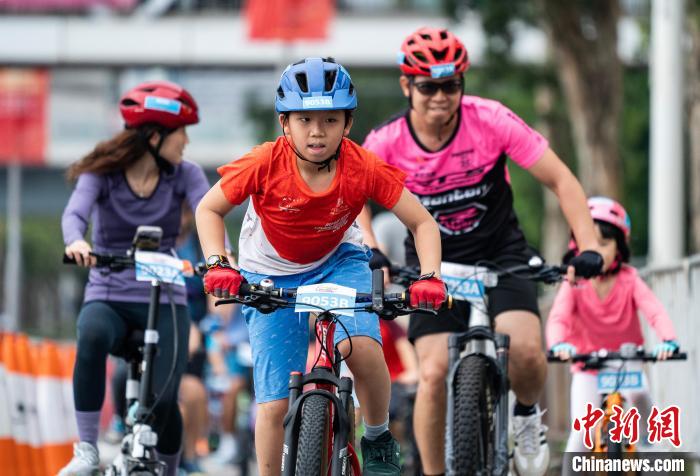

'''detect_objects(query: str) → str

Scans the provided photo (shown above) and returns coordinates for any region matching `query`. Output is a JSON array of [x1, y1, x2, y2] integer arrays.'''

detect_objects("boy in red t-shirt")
[[195, 57, 446, 475]]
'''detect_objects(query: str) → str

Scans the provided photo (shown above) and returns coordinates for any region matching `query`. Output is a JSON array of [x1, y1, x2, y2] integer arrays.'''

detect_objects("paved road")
[[98, 440, 258, 475]]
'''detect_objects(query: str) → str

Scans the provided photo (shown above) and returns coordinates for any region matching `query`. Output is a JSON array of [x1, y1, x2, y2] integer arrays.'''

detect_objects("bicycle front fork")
[[445, 330, 510, 476]]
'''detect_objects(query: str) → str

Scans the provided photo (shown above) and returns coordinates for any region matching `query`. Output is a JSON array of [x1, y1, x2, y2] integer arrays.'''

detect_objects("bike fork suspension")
[[493, 333, 510, 475]]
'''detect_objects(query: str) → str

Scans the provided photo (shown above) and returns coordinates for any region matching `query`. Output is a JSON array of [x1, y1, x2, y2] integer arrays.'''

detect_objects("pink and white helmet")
[[588, 196, 631, 241]]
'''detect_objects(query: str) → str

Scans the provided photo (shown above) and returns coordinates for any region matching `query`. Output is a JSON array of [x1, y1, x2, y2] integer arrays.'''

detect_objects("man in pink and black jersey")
[[359, 27, 604, 476]]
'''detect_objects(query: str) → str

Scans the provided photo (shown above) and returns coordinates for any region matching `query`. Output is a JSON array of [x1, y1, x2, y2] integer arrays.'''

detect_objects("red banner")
[[0, 69, 49, 166], [245, 0, 335, 41]]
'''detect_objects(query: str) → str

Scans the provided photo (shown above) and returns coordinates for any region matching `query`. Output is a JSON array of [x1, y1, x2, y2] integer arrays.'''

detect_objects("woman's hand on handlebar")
[[203, 266, 247, 298], [64, 240, 97, 267]]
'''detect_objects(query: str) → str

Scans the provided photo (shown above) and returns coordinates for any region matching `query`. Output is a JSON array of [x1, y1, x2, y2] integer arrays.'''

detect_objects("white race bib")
[[294, 283, 357, 317]]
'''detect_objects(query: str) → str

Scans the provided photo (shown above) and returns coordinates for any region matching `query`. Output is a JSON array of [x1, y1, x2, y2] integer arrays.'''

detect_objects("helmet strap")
[[135, 126, 175, 175]]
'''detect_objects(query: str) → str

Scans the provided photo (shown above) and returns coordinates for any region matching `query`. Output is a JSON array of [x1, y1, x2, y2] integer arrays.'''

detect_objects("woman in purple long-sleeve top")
[[59, 81, 212, 476]]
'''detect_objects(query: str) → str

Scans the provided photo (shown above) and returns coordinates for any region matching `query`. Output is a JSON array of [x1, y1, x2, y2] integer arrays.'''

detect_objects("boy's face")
[[279, 110, 353, 162]]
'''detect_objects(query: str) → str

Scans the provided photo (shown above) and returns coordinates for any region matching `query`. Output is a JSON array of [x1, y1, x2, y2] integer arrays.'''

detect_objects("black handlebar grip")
[[238, 282, 254, 296], [63, 254, 77, 264]]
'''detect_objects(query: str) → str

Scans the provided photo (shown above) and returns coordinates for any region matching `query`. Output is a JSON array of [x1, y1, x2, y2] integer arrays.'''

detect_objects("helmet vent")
[[439, 30, 448, 40], [420, 33, 431, 40], [295, 73, 309, 93], [324, 70, 337, 91], [121, 99, 139, 106], [455, 47, 464, 59], [413, 51, 427, 62], [277, 86, 285, 99], [432, 48, 448, 61], [348, 82, 355, 96], [407, 39, 416, 46], [140, 87, 156, 92]]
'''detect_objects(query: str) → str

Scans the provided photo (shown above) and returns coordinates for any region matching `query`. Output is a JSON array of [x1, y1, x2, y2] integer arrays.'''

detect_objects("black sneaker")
[[360, 430, 401, 475]]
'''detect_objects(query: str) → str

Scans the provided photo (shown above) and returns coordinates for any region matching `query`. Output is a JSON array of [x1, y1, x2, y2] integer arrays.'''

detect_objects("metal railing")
[[640, 255, 700, 459]]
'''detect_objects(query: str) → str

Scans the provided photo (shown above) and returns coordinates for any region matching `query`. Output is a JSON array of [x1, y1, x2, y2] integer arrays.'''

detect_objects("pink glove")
[[203, 267, 246, 297], [408, 275, 446, 310]]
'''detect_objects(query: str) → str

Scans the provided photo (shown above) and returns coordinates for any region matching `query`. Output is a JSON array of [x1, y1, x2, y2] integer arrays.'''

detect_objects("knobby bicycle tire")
[[347, 396, 357, 475], [295, 394, 331, 475], [452, 355, 496, 475], [606, 421, 623, 476]]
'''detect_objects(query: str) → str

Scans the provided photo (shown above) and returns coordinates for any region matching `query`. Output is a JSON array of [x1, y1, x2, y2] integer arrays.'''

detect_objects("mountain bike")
[[391, 257, 566, 476], [64, 226, 197, 476], [548, 344, 687, 474], [215, 268, 452, 476]]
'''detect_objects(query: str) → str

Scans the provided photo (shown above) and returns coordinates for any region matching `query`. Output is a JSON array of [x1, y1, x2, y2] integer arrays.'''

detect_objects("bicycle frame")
[[280, 310, 361, 476], [593, 362, 637, 454], [107, 278, 168, 476], [445, 299, 510, 476]]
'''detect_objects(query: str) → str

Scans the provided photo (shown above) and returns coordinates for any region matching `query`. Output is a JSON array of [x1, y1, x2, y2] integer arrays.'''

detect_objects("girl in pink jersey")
[[546, 197, 679, 454]]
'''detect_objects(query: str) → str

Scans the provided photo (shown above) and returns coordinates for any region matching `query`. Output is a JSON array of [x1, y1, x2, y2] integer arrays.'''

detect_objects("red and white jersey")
[[218, 136, 406, 275]]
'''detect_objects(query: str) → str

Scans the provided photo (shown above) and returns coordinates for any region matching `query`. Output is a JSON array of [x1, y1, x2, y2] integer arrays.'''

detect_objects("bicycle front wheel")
[[451, 354, 496, 475], [295, 394, 331, 475]]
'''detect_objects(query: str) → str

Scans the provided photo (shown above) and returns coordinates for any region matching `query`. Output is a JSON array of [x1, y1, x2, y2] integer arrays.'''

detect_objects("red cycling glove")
[[408, 275, 447, 310], [203, 266, 246, 297]]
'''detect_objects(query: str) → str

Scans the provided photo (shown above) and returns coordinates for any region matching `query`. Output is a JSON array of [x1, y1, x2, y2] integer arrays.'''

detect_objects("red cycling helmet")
[[399, 27, 470, 78], [119, 80, 199, 130]]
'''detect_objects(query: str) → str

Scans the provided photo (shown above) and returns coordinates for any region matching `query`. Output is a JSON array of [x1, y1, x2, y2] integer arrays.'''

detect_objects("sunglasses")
[[412, 79, 463, 96]]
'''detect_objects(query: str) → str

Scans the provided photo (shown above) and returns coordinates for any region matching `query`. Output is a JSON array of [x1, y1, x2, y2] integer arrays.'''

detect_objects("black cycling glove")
[[569, 250, 604, 278], [369, 247, 392, 270]]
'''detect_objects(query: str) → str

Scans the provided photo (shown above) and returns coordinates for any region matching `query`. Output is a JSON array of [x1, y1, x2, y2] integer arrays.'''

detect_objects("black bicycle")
[[64, 226, 195, 476], [391, 257, 566, 476], [215, 268, 452, 476]]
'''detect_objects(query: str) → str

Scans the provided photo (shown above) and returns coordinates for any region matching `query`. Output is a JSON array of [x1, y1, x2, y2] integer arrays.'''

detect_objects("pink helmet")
[[119, 80, 199, 130], [588, 196, 631, 241]]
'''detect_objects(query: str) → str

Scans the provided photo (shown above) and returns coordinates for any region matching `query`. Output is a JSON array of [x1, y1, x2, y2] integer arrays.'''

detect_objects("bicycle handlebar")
[[214, 269, 453, 320], [547, 350, 688, 367], [63, 252, 207, 276], [63, 252, 135, 270], [389, 259, 568, 288]]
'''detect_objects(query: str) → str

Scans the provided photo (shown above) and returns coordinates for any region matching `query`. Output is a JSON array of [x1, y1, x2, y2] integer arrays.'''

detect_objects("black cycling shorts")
[[407, 248, 540, 343]]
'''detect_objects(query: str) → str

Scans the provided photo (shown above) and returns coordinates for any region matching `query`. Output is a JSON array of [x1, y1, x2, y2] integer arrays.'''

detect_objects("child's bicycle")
[[548, 344, 686, 469], [64, 226, 197, 476], [391, 257, 567, 476], [215, 268, 452, 476]]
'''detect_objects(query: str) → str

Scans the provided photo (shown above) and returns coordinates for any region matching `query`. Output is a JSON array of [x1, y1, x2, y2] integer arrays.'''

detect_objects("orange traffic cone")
[[36, 341, 75, 475], [0, 333, 18, 472]]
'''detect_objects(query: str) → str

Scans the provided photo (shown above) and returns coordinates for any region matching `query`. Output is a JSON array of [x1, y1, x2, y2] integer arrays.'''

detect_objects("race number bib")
[[596, 363, 644, 394], [440, 262, 497, 303], [134, 250, 193, 287], [294, 283, 357, 317]]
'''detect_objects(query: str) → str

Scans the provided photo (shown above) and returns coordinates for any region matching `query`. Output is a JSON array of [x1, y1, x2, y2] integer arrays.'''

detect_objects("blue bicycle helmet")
[[275, 57, 357, 113]]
